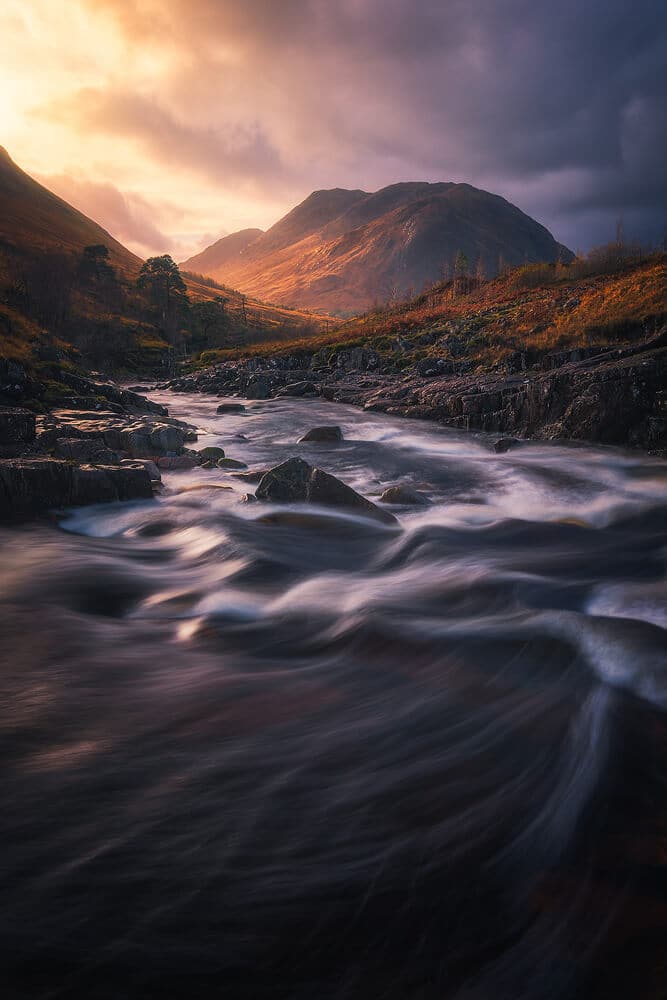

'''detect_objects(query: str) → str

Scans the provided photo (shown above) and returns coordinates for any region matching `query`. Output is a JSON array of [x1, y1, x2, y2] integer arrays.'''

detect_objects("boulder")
[[379, 485, 431, 505], [494, 437, 522, 453], [298, 425, 344, 443], [198, 446, 225, 461], [217, 457, 248, 469], [246, 377, 271, 400], [0, 458, 153, 518], [255, 457, 397, 525], [216, 402, 246, 414]]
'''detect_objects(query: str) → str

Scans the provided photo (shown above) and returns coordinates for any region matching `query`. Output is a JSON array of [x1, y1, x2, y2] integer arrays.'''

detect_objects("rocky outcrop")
[[0, 458, 153, 518], [255, 457, 397, 524], [0, 407, 36, 456]]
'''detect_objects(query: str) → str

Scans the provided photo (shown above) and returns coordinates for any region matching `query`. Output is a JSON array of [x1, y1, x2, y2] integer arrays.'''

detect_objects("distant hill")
[[181, 228, 264, 276], [183, 182, 573, 314], [0, 146, 141, 277]]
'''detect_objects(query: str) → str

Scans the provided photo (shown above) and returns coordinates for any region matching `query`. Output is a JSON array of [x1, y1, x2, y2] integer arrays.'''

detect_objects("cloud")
[[35, 173, 176, 256], [6, 0, 667, 253]]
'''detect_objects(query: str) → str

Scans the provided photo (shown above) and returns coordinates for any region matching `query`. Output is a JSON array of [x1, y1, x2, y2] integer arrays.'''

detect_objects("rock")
[[240, 492, 257, 504], [121, 458, 161, 482], [255, 457, 397, 525], [201, 461, 215, 470], [217, 457, 248, 469], [54, 438, 121, 464], [231, 469, 270, 483], [246, 376, 271, 400], [0, 406, 36, 456], [494, 437, 522, 453], [379, 485, 431, 505], [156, 455, 199, 470], [198, 446, 225, 461], [216, 402, 246, 414], [126, 385, 151, 393], [297, 425, 344, 443], [0, 458, 153, 518], [277, 381, 316, 397]]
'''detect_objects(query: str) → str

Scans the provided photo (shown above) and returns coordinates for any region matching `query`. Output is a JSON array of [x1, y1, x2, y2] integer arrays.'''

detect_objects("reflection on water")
[[1, 393, 666, 999]]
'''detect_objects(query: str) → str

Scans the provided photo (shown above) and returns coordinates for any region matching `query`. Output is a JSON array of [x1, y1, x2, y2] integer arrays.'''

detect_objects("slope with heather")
[[0, 148, 327, 392], [183, 182, 572, 314], [176, 251, 667, 450]]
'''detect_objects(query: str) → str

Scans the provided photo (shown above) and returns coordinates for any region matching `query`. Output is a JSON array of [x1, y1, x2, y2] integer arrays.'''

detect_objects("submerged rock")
[[217, 457, 248, 469], [379, 484, 431, 505], [255, 457, 396, 524], [494, 437, 522, 453], [216, 402, 246, 414], [298, 425, 344, 443]]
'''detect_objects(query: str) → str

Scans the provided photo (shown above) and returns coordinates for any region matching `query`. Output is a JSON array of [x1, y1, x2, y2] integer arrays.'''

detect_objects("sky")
[[1, 0, 665, 260]]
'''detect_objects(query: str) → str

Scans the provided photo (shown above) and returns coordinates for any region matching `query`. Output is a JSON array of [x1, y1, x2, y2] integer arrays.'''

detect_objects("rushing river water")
[[2, 391, 666, 1000]]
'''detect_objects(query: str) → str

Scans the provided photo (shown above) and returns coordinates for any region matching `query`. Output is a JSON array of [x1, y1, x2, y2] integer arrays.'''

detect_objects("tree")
[[137, 255, 188, 337], [453, 250, 469, 296], [190, 295, 229, 346], [79, 244, 115, 282]]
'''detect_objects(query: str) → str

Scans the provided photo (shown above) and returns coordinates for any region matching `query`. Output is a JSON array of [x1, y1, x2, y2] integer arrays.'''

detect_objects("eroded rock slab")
[[0, 458, 153, 518]]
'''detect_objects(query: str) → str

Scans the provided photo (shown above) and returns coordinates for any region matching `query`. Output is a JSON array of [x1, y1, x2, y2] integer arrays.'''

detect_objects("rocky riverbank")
[[0, 374, 205, 518], [165, 327, 667, 453]]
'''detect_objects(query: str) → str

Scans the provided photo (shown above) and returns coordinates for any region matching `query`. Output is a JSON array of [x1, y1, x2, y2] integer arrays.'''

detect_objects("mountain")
[[183, 182, 573, 314], [0, 146, 141, 276], [181, 228, 264, 277]]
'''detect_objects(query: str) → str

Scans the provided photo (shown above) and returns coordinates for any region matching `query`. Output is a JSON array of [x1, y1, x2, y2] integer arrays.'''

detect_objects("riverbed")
[[2, 391, 666, 999]]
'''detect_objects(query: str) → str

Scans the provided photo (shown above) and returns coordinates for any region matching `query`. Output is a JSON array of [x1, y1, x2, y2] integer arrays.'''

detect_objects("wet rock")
[[198, 446, 225, 462], [156, 455, 199, 470], [246, 376, 271, 400], [379, 484, 431, 505], [54, 438, 121, 464], [255, 457, 397, 524], [216, 402, 246, 414], [494, 437, 523, 453], [298, 425, 344, 443], [240, 492, 257, 504], [217, 457, 248, 469], [0, 406, 36, 456], [231, 469, 270, 483], [121, 458, 161, 482], [277, 381, 316, 397], [0, 458, 153, 518]]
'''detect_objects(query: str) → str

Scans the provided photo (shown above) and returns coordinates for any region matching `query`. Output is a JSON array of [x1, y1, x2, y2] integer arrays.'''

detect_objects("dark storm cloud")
[[83, 0, 667, 248]]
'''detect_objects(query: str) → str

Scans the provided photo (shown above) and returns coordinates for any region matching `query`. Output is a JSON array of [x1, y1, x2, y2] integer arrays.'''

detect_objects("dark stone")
[[277, 381, 316, 397], [298, 425, 344, 443], [54, 438, 121, 464], [216, 402, 246, 414], [255, 457, 397, 524], [494, 438, 523, 453], [198, 446, 225, 461], [0, 458, 153, 518], [379, 484, 431, 505], [217, 457, 248, 469], [0, 406, 36, 455]]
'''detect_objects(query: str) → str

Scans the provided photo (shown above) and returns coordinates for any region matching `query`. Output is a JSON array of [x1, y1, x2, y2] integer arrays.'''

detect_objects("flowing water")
[[2, 392, 666, 999]]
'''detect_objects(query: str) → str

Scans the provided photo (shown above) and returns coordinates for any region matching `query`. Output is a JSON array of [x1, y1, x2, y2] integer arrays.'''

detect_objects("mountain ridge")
[[183, 181, 572, 314]]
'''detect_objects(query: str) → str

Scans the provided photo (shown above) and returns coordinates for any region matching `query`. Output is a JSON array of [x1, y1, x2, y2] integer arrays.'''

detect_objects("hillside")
[[0, 149, 326, 381], [183, 182, 572, 314], [180, 228, 264, 275], [0, 146, 141, 277]]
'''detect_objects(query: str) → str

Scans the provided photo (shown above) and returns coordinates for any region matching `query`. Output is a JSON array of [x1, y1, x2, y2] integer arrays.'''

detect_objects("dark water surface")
[[2, 392, 666, 999]]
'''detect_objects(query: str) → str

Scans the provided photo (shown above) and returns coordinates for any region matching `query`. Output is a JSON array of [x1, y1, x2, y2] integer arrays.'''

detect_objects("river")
[[2, 391, 666, 999]]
